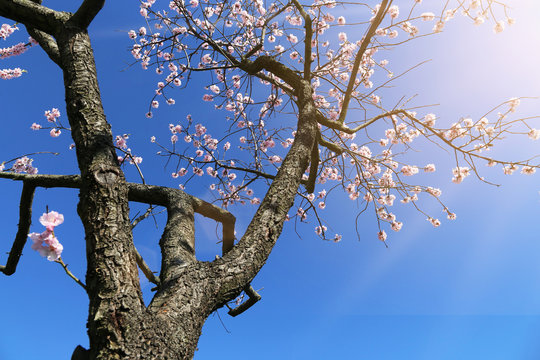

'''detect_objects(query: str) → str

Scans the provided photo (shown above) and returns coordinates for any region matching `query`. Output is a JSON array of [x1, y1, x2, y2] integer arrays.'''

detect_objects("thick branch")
[[26, 27, 61, 65], [0, 182, 35, 276], [338, 0, 391, 124], [69, 0, 105, 29], [318, 132, 344, 154], [305, 135, 319, 193], [0, 172, 81, 187], [191, 198, 236, 254], [212, 80, 318, 303], [0, 0, 65, 34], [239, 55, 303, 90], [227, 285, 262, 317], [291, 0, 312, 79], [133, 247, 160, 287], [128, 183, 237, 256]]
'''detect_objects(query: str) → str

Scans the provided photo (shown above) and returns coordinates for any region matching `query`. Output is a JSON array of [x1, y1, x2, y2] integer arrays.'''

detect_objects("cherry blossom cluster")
[[1, 24, 36, 80], [132, 0, 534, 243], [151, 115, 267, 206], [30, 108, 67, 137], [0, 67, 23, 79], [0, 156, 38, 174], [115, 134, 143, 165], [0, 41, 28, 59], [0, 23, 17, 40], [28, 211, 64, 261]]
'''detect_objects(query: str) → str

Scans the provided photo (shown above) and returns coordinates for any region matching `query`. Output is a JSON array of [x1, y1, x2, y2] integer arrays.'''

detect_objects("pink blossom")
[[508, 97, 520, 112], [0, 68, 23, 79], [503, 164, 518, 175], [521, 166, 536, 175], [0, 24, 18, 40], [115, 135, 128, 149], [39, 211, 64, 231], [30, 230, 63, 261], [474, 16, 484, 26], [337, 16, 346, 25], [0, 42, 28, 59], [528, 129, 540, 140], [193, 167, 203, 176], [433, 21, 445, 33], [378, 230, 387, 241], [269, 155, 282, 164], [13, 156, 37, 174], [177, 168, 187, 177], [44, 108, 61, 122], [315, 225, 327, 235], [129, 156, 143, 165], [421, 12, 435, 21], [401, 165, 419, 176], [391, 222, 403, 232], [452, 167, 470, 183], [387, 5, 399, 19], [428, 218, 441, 227], [30, 123, 42, 130], [424, 164, 436, 173], [426, 187, 442, 197], [493, 20, 505, 34], [49, 128, 62, 137], [201, 54, 212, 64]]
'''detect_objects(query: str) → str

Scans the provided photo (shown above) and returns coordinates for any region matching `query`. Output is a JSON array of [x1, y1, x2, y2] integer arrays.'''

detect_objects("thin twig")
[[55, 258, 86, 290]]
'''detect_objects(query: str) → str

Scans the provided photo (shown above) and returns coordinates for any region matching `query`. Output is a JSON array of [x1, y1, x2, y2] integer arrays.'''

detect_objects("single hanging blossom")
[[29, 211, 65, 261], [39, 211, 64, 231]]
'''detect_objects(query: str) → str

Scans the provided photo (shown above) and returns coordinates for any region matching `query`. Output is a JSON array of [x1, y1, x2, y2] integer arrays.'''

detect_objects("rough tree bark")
[[0, 1, 318, 359]]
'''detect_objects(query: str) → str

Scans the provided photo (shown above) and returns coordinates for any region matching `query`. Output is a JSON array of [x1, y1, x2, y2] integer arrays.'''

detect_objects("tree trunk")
[[0, 4, 318, 359]]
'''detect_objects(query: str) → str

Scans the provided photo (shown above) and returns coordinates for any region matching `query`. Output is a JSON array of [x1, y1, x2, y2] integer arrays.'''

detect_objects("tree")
[[0, 0, 538, 359]]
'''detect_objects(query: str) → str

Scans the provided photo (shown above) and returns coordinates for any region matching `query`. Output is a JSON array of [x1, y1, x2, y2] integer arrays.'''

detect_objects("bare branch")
[[191, 198, 236, 254], [55, 258, 87, 290], [317, 109, 403, 134], [133, 246, 161, 287]]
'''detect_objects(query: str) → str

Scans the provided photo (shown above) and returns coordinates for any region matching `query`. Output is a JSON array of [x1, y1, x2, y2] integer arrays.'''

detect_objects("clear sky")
[[1, 1, 540, 359]]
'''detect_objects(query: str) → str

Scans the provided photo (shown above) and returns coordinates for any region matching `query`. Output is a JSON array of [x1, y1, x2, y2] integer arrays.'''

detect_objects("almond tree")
[[0, 1, 538, 359]]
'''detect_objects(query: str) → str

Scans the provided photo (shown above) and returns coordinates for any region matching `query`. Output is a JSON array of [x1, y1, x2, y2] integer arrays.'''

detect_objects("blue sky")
[[1, 1, 540, 359]]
